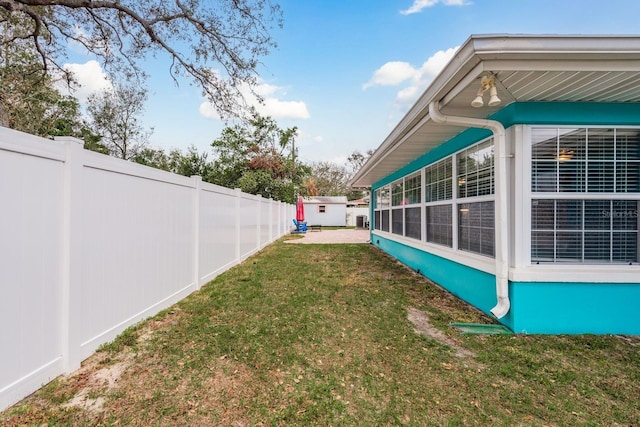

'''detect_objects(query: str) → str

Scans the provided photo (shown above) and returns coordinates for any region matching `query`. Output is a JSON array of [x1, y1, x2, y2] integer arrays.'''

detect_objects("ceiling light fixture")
[[555, 149, 575, 162], [471, 75, 501, 108]]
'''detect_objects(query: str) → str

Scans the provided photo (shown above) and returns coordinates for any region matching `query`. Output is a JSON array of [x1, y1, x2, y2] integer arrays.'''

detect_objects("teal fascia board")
[[510, 281, 640, 335], [372, 102, 640, 190]]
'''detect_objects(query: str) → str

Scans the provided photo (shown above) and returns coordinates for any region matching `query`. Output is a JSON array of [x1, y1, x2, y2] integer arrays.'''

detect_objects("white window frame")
[[510, 125, 639, 283], [372, 137, 498, 275], [424, 157, 454, 248], [455, 138, 496, 258]]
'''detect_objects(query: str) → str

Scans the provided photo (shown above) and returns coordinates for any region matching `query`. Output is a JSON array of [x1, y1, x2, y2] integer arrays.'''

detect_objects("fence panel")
[[239, 194, 259, 260], [71, 155, 197, 364], [259, 197, 270, 247], [0, 128, 66, 410], [0, 127, 293, 412], [199, 183, 238, 284]]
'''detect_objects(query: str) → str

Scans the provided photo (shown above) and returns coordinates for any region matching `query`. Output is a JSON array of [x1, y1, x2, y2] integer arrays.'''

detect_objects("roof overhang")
[[349, 34, 640, 188]]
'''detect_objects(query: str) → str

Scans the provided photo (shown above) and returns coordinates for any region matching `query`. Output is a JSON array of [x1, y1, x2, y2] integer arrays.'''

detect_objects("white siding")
[[304, 202, 347, 226]]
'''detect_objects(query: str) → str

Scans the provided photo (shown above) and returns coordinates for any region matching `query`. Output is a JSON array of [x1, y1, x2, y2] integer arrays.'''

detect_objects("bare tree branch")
[[0, 0, 282, 119]]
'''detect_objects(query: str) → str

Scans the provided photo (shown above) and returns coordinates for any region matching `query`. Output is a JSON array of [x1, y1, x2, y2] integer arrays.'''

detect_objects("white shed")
[[303, 196, 347, 227]]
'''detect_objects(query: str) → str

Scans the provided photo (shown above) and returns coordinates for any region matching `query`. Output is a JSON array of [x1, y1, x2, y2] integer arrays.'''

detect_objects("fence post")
[[57, 136, 84, 374], [192, 176, 202, 289], [235, 188, 241, 263]]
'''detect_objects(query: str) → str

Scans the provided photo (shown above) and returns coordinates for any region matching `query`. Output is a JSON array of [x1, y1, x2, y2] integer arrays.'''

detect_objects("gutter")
[[428, 101, 510, 319]]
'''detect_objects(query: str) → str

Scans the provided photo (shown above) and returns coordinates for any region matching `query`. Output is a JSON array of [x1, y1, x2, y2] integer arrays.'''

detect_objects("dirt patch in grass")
[[62, 353, 132, 413], [407, 307, 475, 358]]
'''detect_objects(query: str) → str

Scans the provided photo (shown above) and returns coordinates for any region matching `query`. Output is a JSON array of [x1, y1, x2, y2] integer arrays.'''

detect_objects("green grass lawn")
[[3, 239, 639, 426]]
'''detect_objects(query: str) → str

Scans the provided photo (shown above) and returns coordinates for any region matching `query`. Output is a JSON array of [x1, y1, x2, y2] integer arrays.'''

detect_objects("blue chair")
[[292, 219, 307, 232]]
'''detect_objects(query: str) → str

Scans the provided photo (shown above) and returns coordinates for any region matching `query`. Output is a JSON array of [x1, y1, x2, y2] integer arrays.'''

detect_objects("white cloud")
[[396, 86, 420, 103], [262, 98, 310, 120], [400, 0, 470, 15], [198, 102, 219, 120], [363, 46, 459, 107], [295, 130, 323, 146], [59, 60, 112, 103], [200, 79, 310, 121], [362, 61, 418, 90]]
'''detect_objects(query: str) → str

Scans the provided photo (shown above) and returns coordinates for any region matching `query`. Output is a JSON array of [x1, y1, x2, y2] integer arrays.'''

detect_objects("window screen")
[[425, 158, 452, 202], [532, 199, 638, 263], [458, 201, 495, 257], [532, 128, 640, 193], [405, 173, 422, 204], [381, 210, 390, 232], [392, 208, 403, 235], [458, 139, 494, 198], [391, 181, 404, 206], [405, 207, 421, 240], [426, 205, 452, 247]]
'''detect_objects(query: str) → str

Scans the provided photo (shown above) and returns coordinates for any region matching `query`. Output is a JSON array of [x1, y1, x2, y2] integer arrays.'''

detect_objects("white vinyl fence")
[[0, 127, 294, 411]]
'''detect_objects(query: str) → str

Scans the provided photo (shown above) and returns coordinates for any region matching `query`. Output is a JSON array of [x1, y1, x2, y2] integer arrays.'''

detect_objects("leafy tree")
[[305, 161, 349, 197], [305, 160, 367, 200], [133, 145, 212, 176], [133, 147, 180, 171], [0, 38, 85, 136], [345, 149, 374, 200], [80, 127, 110, 155], [1, 0, 282, 119], [174, 145, 213, 178], [210, 112, 308, 202], [86, 84, 152, 160], [346, 149, 374, 176]]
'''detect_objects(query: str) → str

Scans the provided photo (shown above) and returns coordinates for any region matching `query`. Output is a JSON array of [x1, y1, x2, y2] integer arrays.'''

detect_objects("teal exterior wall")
[[371, 234, 505, 319], [372, 233, 640, 334], [370, 102, 640, 335], [510, 282, 640, 335]]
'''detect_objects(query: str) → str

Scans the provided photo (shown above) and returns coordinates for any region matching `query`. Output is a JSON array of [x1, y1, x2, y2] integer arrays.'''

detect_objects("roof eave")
[[349, 34, 640, 188]]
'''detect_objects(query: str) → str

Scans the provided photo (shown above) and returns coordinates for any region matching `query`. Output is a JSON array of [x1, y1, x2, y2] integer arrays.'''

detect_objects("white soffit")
[[350, 34, 640, 188]]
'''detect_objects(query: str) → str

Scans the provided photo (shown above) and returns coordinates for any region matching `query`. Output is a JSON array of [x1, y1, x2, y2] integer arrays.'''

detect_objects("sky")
[[63, 0, 640, 167]]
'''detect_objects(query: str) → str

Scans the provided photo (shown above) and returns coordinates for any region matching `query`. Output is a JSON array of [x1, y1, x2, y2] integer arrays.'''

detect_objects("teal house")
[[350, 35, 640, 334]]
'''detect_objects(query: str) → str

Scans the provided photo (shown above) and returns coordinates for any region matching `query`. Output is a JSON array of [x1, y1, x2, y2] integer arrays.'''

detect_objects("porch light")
[[488, 84, 501, 107], [471, 75, 501, 108]]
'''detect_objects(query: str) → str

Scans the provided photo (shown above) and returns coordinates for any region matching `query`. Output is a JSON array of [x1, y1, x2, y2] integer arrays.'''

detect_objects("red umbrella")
[[296, 196, 305, 223]]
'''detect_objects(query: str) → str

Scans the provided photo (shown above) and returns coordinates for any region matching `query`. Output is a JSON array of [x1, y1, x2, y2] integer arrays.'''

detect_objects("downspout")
[[428, 101, 510, 318]]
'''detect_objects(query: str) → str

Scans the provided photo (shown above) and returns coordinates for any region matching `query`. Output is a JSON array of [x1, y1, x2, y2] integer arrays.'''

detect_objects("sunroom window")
[[386, 173, 422, 239], [458, 139, 494, 198], [425, 158, 452, 247], [457, 139, 495, 257], [391, 180, 404, 235], [374, 187, 390, 231], [531, 127, 640, 264], [404, 172, 422, 239], [373, 138, 496, 259]]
